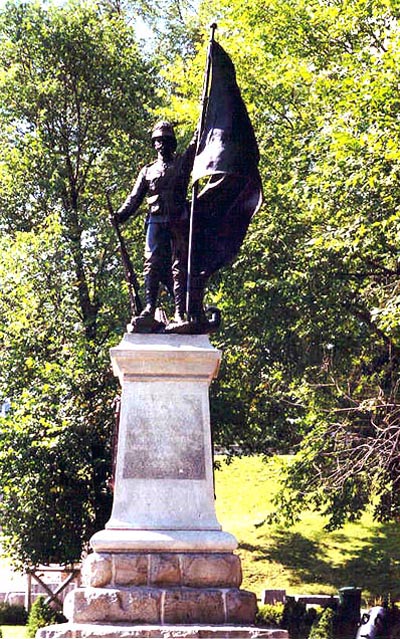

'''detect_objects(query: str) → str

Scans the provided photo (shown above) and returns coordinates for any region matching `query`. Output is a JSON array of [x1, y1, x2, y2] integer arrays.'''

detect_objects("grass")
[[1, 628, 26, 639], [214, 455, 400, 606], [1, 455, 400, 614]]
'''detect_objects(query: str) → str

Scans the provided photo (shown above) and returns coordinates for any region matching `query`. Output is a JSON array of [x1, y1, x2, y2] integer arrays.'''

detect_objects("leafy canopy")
[[0, 0, 159, 567], [159, 0, 400, 526]]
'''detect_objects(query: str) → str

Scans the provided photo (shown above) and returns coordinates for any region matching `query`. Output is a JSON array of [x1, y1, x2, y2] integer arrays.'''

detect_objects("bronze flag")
[[190, 40, 263, 279]]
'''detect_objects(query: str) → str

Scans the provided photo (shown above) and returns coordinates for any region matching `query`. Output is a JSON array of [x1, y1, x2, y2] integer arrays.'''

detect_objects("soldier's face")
[[153, 136, 174, 158]]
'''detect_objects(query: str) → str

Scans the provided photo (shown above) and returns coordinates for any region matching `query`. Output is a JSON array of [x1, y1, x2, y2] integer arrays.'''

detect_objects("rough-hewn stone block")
[[64, 588, 161, 624], [163, 588, 224, 625], [81, 551, 245, 590], [182, 553, 242, 587], [121, 589, 161, 623], [149, 553, 181, 585], [225, 589, 257, 625], [113, 554, 148, 586], [81, 554, 112, 588]]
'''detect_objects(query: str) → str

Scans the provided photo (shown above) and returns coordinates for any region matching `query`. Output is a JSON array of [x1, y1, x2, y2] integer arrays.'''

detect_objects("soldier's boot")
[[139, 274, 159, 318]]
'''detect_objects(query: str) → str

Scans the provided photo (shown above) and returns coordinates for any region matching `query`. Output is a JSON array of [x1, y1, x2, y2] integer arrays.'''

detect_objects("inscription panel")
[[123, 393, 205, 480]]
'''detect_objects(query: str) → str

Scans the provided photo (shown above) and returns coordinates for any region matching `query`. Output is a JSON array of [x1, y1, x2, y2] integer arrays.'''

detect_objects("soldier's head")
[[151, 121, 177, 157]]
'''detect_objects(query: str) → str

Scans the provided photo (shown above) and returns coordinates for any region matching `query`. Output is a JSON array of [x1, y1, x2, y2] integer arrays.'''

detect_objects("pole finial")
[[209, 22, 217, 41]]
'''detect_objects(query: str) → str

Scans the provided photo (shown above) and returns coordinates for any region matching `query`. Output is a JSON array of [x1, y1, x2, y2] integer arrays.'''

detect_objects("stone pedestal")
[[92, 334, 235, 554], [38, 335, 288, 638]]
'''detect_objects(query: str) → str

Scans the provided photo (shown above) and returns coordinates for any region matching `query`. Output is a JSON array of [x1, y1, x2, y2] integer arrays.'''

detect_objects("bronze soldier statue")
[[115, 121, 197, 332], [113, 36, 262, 335]]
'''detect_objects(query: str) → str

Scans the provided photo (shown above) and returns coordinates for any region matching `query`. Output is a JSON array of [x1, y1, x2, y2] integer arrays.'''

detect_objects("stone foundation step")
[[37, 622, 289, 638], [83, 552, 242, 589], [64, 586, 257, 626]]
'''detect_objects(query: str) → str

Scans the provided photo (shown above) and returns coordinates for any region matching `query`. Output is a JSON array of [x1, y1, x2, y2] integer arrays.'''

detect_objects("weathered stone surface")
[[103, 336, 223, 537], [122, 589, 161, 624], [65, 586, 257, 626], [64, 588, 161, 624], [261, 590, 286, 605], [82, 551, 245, 590], [57, 336, 265, 637], [91, 529, 237, 553], [163, 589, 224, 625], [113, 554, 148, 586], [81, 554, 112, 588], [37, 622, 289, 638], [149, 554, 181, 585], [226, 590, 258, 625], [182, 553, 242, 588]]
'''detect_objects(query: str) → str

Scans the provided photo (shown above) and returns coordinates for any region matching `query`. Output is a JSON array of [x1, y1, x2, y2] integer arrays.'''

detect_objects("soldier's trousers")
[[144, 220, 188, 314]]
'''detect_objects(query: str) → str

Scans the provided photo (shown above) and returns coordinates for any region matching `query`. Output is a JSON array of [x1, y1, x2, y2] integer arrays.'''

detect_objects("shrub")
[[0, 602, 28, 625], [26, 596, 66, 638], [281, 599, 318, 639], [256, 603, 285, 627], [256, 599, 318, 638], [309, 607, 336, 639]]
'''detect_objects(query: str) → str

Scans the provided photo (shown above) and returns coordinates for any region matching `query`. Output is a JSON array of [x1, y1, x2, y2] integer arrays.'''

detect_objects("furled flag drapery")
[[190, 40, 263, 280]]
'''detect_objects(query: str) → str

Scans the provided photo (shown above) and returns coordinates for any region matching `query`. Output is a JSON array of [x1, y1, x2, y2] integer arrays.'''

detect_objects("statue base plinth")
[[42, 335, 287, 638], [58, 549, 258, 627], [37, 623, 288, 638], [90, 529, 237, 553], [63, 584, 257, 626]]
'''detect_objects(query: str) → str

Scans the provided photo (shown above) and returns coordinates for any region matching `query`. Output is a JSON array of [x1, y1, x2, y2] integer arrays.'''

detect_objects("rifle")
[[106, 191, 143, 316]]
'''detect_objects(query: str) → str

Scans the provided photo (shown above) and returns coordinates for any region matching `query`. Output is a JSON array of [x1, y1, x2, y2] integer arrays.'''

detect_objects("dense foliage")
[[2, 0, 400, 566], [308, 607, 335, 639], [0, 602, 27, 625], [256, 601, 317, 638], [181, 0, 400, 528], [0, 0, 158, 566], [26, 596, 66, 637]]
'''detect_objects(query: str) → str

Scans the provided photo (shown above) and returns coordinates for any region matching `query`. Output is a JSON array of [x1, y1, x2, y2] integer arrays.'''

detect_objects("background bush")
[[256, 602, 285, 628], [26, 596, 66, 637], [0, 602, 27, 625], [309, 607, 336, 639], [256, 600, 318, 638]]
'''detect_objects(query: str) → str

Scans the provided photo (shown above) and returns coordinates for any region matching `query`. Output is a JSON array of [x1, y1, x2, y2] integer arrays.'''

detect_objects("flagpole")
[[186, 22, 217, 320]]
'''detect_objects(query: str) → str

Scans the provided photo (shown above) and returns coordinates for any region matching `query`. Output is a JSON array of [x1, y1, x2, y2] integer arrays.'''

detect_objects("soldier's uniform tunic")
[[117, 138, 197, 317]]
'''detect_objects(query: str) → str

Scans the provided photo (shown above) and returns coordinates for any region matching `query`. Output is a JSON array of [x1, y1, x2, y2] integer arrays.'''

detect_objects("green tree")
[[158, 0, 400, 524], [3, 0, 400, 569], [0, 0, 159, 567]]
